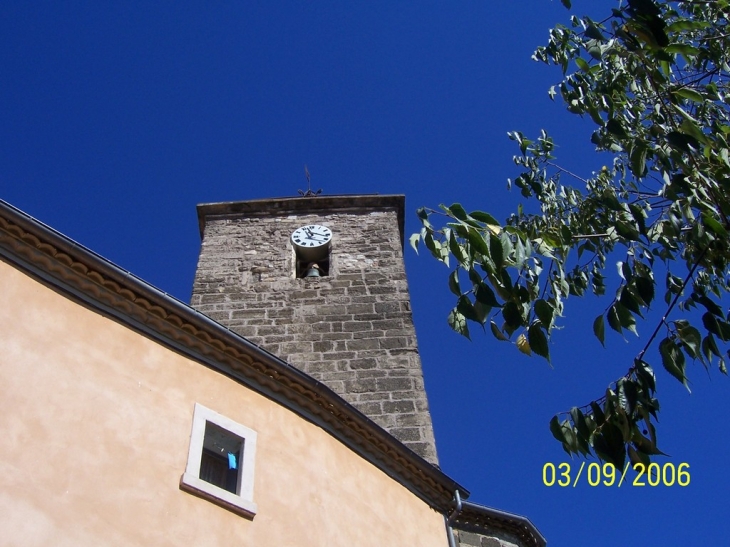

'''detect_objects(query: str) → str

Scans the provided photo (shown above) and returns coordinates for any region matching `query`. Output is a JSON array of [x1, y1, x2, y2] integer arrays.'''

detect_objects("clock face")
[[291, 225, 332, 249]]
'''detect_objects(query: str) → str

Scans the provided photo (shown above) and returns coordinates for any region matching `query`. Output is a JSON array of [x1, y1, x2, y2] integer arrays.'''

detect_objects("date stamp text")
[[542, 462, 690, 487]]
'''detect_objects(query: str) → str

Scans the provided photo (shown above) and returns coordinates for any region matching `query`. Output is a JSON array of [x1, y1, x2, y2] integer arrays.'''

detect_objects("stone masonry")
[[452, 529, 521, 547], [190, 195, 438, 464]]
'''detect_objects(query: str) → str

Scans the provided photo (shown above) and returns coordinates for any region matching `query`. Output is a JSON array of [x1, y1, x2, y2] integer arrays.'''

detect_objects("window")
[[180, 403, 258, 518]]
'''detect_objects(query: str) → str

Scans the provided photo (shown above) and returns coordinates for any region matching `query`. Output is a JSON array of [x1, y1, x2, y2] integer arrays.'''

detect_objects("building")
[[0, 195, 545, 546]]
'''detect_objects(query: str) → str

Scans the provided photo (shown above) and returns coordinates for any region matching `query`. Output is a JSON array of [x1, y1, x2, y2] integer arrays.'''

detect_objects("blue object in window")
[[228, 452, 237, 470]]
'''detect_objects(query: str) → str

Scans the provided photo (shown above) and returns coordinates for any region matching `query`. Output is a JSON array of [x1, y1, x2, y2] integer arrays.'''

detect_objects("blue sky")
[[2, 2, 728, 545]]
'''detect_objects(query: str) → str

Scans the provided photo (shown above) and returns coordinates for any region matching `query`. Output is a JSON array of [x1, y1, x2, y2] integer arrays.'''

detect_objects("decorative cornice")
[[454, 502, 547, 547]]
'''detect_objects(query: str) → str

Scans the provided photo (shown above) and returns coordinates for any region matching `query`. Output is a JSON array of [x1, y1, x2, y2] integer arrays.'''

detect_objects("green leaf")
[[593, 314, 606, 346], [587, 103, 604, 125], [630, 144, 647, 178], [448, 270, 461, 296], [549, 415, 566, 444], [606, 118, 629, 139], [502, 301, 525, 330], [634, 359, 656, 393], [499, 232, 513, 265], [534, 300, 554, 331], [470, 210, 500, 226], [528, 323, 550, 362], [628, 445, 650, 468], [676, 323, 702, 360], [590, 401, 606, 426], [702, 313, 730, 342], [585, 24, 605, 41], [615, 219, 641, 241], [697, 295, 723, 317], [627, 0, 660, 19], [558, 424, 578, 454], [448, 229, 467, 263], [666, 20, 711, 33], [570, 407, 590, 453], [587, 43, 603, 61], [409, 233, 420, 254], [615, 302, 638, 335], [632, 429, 667, 456], [679, 116, 709, 145], [457, 295, 481, 323], [447, 203, 468, 221], [489, 233, 504, 268], [607, 306, 622, 334], [468, 267, 482, 286], [575, 57, 590, 72], [423, 231, 437, 255], [659, 337, 689, 391], [702, 334, 721, 361], [514, 237, 526, 266], [620, 288, 643, 316], [702, 212, 729, 238], [660, 59, 671, 77], [475, 282, 500, 307], [490, 320, 509, 342], [467, 228, 491, 258], [665, 44, 700, 57], [666, 131, 700, 153], [593, 421, 626, 470], [628, 204, 647, 237], [474, 300, 491, 325], [448, 308, 470, 339], [635, 276, 655, 307], [488, 269, 513, 301], [672, 87, 704, 103], [617, 378, 638, 415], [533, 237, 556, 259], [516, 333, 531, 356], [560, 0, 571, 9]]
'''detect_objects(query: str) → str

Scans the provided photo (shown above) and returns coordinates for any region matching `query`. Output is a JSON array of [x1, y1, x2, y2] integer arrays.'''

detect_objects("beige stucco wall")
[[0, 259, 446, 547]]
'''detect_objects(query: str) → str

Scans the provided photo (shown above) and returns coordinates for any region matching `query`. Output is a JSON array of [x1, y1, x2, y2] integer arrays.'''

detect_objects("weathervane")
[[298, 165, 322, 197]]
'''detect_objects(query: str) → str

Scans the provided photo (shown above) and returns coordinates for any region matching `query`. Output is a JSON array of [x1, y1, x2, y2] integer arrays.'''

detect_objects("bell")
[[304, 263, 321, 278]]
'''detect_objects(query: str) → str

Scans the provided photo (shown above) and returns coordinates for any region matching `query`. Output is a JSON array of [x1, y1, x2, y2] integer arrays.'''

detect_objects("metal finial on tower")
[[298, 165, 322, 197]]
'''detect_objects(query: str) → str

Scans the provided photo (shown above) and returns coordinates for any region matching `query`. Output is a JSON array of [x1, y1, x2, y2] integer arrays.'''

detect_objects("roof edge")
[[454, 500, 547, 547]]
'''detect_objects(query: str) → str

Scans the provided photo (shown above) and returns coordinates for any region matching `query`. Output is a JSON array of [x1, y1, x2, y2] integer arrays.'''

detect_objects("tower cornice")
[[196, 194, 406, 248]]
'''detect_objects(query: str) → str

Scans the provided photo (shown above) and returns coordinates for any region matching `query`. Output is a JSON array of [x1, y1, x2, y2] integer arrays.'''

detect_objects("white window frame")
[[180, 403, 258, 518]]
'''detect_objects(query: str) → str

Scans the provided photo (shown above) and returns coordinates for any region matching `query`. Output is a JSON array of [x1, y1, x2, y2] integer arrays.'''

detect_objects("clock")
[[291, 224, 333, 261]]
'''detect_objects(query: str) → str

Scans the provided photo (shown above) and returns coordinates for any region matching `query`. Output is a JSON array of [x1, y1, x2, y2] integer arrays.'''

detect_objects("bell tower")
[[190, 194, 438, 464]]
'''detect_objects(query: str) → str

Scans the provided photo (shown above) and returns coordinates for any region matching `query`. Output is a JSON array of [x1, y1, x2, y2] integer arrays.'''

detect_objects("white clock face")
[[291, 224, 332, 249]]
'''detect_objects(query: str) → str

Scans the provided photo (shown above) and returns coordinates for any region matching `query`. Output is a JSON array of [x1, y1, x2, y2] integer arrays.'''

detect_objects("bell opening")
[[296, 257, 329, 278], [304, 263, 321, 277]]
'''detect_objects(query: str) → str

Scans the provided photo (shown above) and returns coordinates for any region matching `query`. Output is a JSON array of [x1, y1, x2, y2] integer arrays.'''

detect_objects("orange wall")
[[0, 259, 446, 546]]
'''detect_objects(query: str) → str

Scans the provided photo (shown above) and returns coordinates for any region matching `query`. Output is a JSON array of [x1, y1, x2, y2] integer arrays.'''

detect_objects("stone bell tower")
[[190, 194, 438, 464]]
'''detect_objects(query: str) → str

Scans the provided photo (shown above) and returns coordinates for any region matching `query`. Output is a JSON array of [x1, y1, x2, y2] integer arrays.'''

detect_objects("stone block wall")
[[190, 195, 438, 464], [452, 529, 520, 547]]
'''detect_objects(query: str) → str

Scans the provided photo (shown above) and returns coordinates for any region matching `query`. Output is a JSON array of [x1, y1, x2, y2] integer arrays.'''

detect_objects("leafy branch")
[[412, 0, 730, 469]]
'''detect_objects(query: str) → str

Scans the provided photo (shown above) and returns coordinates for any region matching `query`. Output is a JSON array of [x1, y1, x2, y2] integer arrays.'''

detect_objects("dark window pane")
[[200, 448, 238, 494]]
